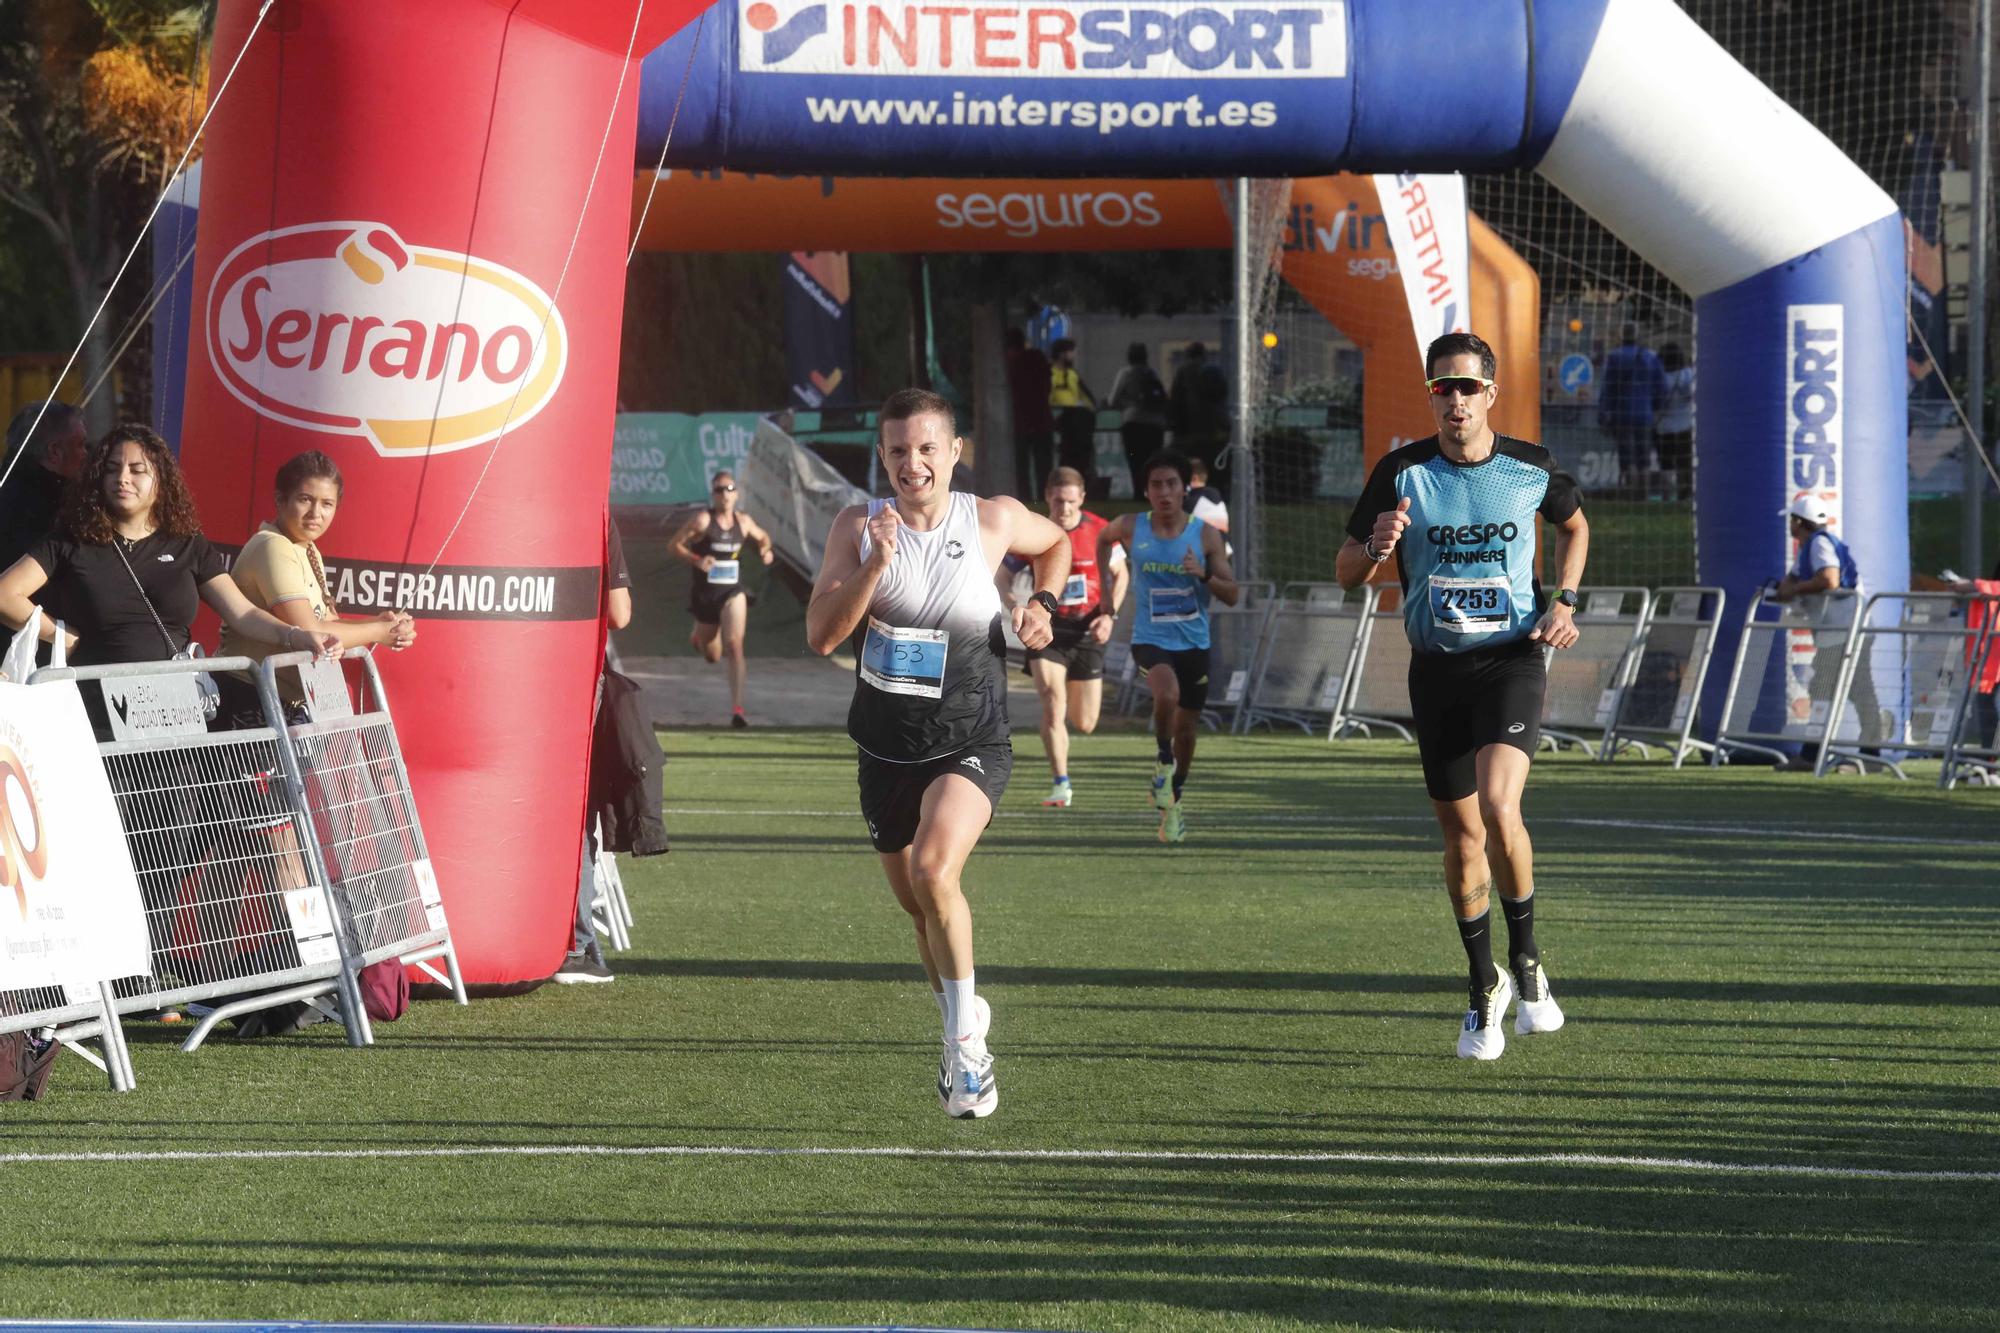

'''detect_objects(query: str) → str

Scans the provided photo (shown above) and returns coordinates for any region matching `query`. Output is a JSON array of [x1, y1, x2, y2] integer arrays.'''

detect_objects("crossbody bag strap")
[[111, 537, 183, 658]]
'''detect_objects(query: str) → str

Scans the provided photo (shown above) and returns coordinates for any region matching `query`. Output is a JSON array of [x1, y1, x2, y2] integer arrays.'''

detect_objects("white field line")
[[661, 808, 2000, 849], [0, 1142, 1993, 1183]]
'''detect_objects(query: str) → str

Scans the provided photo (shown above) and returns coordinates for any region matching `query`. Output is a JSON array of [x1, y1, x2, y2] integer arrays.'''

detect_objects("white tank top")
[[848, 491, 1008, 761]]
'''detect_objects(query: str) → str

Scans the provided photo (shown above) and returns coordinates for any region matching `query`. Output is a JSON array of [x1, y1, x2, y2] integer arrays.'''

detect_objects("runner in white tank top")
[[807, 389, 1070, 1120]]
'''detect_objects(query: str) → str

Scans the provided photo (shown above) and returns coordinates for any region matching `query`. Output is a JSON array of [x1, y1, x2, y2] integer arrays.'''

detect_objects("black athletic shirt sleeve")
[[1345, 454, 1402, 545], [1344, 438, 1436, 544], [1539, 466, 1583, 524]]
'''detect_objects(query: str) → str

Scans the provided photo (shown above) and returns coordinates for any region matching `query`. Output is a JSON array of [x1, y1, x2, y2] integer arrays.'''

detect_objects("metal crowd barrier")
[[1602, 586, 1726, 767], [1279, 582, 1351, 606], [1236, 586, 1378, 737], [1337, 596, 1415, 741], [264, 649, 468, 1025], [9, 648, 463, 1089], [591, 815, 634, 952], [1201, 598, 1277, 731], [1713, 587, 1868, 769], [1539, 586, 1651, 756], [1824, 592, 1991, 782], [1942, 606, 2000, 787]]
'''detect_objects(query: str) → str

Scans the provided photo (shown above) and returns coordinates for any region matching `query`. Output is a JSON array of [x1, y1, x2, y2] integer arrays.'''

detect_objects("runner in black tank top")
[[807, 389, 1070, 1120], [670, 470, 774, 727]]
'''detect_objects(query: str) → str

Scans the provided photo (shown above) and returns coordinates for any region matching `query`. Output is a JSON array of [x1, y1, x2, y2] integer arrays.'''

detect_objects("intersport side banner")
[[1371, 172, 1471, 367]]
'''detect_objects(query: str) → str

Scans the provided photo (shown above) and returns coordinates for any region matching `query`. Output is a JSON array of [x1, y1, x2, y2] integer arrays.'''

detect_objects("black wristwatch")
[[1030, 590, 1060, 617], [1553, 588, 1579, 609]]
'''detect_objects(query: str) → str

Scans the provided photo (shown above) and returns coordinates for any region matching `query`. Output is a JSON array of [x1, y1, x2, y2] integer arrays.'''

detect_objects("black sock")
[[1455, 907, 1499, 994], [1155, 738, 1174, 764], [1500, 893, 1543, 997], [1172, 771, 1187, 801], [1500, 892, 1538, 966]]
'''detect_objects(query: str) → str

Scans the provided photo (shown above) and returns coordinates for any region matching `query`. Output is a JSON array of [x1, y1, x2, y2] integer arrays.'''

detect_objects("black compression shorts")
[[1407, 639, 1546, 801], [1130, 643, 1210, 713]]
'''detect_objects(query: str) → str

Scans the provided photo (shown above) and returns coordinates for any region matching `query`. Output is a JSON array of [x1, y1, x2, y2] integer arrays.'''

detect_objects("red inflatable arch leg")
[[180, 0, 702, 985]]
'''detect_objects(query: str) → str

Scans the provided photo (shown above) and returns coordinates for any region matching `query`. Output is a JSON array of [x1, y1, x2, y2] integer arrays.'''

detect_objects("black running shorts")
[[1023, 616, 1107, 682], [1131, 642, 1211, 712], [690, 585, 746, 626], [857, 742, 1013, 853], [1407, 639, 1547, 801]]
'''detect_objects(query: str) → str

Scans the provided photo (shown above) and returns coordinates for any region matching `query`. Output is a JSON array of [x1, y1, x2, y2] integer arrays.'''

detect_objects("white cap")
[[1783, 496, 1832, 526]]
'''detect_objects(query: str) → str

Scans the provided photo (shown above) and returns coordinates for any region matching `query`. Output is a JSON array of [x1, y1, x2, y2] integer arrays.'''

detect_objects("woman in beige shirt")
[[217, 450, 415, 726]]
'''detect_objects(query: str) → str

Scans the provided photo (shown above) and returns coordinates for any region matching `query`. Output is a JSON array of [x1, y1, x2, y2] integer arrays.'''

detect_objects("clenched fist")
[[866, 506, 902, 569], [1370, 496, 1413, 557]]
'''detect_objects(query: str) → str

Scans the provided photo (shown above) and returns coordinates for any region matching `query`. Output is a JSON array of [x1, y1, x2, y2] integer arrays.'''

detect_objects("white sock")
[[942, 974, 977, 1044]]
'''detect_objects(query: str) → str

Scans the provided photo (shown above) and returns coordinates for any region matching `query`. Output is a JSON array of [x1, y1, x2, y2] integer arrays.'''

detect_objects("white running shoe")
[[1512, 957, 1565, 1035], [1150, 761, 1174, 809], [936, 995, 992, 1109], [1456, 970, 1513, 1061], [1041, 780, 1072, 808]]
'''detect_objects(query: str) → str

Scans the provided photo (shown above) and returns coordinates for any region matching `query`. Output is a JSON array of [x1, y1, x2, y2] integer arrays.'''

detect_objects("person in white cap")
[[1772, 496, 1879, 768]]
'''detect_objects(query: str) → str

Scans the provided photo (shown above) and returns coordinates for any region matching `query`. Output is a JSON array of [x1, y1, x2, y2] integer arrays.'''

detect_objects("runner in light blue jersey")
[[1337, 332, 1590, 1063], [1097, 450, 1238, 843]]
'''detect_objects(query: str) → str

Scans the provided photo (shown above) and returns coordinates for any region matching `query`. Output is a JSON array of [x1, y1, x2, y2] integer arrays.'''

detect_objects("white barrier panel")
[[1715, 588, 1868, 769], [1539, 586, 1651, 756], [1603, 587, 1726, 768], [1238, 588, 1377, 737]]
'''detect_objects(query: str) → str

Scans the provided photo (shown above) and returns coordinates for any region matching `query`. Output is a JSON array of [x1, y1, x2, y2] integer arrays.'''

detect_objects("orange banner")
[[631, 171, 1229, 252]]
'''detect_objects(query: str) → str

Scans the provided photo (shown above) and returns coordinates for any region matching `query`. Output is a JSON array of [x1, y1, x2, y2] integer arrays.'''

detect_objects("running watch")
[[1030, 590, 1060, 616], [1554, 588, 1579, 608]]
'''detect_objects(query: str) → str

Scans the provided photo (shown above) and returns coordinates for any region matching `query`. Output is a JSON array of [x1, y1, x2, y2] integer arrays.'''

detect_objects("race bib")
[[707, 559, 740, 586], [1060, 573, 1090, 607], [1428, 575, 1512, 635], [1150, 585, 1200, 624], [859, 618, 948, 699]]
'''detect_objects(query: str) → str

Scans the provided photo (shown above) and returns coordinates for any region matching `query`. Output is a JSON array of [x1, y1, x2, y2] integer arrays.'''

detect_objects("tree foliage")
[[0, 0, 208, 419]]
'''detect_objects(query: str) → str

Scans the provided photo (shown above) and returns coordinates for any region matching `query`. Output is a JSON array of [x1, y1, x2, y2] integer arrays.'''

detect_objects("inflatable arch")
[[624, 169, 1543, 466], [179, 0, 1902, 983]]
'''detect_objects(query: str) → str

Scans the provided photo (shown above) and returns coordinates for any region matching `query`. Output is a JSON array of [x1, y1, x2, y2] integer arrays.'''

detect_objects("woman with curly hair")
[[0, 423, 337, 690]]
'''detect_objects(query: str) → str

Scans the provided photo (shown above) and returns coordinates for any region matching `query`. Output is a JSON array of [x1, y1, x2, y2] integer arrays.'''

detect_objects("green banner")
[[610, 413, 765, 505]]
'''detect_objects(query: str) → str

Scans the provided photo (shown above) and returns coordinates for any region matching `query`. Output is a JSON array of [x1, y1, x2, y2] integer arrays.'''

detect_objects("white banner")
[[1372, 173, 1472, 367], [0, 682, 150, 990], [741, 416, 869, 576]]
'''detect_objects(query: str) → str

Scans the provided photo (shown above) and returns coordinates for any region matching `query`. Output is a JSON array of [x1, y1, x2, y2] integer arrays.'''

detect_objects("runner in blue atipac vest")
[[1096, 450, 1240, 845], [1336, 332, 1591, 1064]]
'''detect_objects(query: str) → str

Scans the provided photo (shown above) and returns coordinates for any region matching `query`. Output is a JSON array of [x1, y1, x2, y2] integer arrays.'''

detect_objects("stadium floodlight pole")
[[1232, 177, 1258, 583], [1966, 0, 1994, 574]]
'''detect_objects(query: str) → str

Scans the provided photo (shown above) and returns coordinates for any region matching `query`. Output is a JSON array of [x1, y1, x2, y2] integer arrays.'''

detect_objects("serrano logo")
[[0, 745, 50, 921], [737, 0, 1347, 79], [206, 222, 568, 458]]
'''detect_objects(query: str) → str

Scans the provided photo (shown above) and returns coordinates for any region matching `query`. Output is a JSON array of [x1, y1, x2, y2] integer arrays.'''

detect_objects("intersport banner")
[[643, 0, 1369, 174]]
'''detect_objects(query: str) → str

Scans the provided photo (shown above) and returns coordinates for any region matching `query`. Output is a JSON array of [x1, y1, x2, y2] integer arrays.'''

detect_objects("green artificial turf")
[[3, 729, 1996, 1330]]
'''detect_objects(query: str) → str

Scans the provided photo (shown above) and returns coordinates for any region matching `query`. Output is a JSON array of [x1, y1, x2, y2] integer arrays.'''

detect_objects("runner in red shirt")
[[1003, 466, 1127, 807]]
